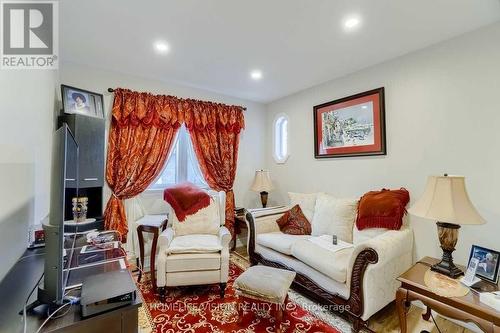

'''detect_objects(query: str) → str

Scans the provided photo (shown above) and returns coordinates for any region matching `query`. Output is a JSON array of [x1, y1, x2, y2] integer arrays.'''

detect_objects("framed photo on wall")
[[61, 85, 104, 118], [313, 87, 386, 158], [468, 245, 500, 284]]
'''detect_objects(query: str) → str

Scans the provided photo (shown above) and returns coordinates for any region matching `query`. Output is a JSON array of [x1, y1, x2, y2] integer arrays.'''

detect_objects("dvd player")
[[80, 269, 136, 318]]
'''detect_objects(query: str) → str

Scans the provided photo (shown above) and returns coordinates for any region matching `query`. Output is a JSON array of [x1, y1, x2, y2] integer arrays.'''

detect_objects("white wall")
[[265, 22, 500, 265], [0, 70, 57, 282], [59, 62, 267, 211]]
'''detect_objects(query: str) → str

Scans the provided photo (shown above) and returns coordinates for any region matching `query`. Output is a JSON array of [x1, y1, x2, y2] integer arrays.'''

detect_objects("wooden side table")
[[396, 257, 500, 333], [232, 211, 247, 251], [137, 217, 168, 292]]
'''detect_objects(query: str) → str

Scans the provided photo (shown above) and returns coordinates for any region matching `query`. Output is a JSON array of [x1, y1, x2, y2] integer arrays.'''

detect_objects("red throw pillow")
[[356, 188, 410, 231], [276, 205, 312, 235]]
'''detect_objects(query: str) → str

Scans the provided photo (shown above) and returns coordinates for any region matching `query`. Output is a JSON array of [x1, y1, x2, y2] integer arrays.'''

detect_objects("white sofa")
[[245, 192, 414, 332]]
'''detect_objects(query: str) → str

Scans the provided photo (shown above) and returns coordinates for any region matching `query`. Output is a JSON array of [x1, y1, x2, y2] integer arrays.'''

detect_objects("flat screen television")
[[38, 124, 78, 306]]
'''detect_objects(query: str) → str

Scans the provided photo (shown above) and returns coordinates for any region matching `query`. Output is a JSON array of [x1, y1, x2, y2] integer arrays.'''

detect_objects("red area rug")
[[136, 256, 341, 333]]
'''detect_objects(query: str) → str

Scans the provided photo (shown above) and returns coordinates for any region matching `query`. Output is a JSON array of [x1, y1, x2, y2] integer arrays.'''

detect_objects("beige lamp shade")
[[251, 170, 274, 192], [408, 175, 485, 225]]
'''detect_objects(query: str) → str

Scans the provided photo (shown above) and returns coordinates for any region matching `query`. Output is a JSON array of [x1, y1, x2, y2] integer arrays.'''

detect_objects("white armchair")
[[156, 190, 231, 298]]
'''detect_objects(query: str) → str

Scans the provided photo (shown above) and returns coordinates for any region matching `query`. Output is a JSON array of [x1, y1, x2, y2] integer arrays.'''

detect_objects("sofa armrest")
[[348, 228, 414, 320], [219, 226, 231, 249], [352, 228, 413, 267], [158, 227, 175, 252]]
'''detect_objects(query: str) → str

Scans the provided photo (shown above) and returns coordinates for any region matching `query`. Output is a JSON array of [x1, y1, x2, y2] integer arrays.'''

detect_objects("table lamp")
[[251, 170, 274, 208], [408, 174, 485, 278]]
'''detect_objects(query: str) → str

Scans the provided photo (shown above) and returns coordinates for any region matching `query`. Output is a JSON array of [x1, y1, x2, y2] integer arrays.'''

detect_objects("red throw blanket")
[[163, 182, 211, 222]]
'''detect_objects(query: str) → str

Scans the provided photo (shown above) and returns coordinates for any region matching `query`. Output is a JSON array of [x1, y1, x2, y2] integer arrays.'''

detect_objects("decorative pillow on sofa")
[[288, 192, 318, 222], [356, 188, 410, 231], [276, 205, 312, 235], [311, 193, 358, 243]]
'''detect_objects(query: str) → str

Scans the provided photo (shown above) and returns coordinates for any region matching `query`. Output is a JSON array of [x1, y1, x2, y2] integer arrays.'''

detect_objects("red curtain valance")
[[111, 88, 245, 132]]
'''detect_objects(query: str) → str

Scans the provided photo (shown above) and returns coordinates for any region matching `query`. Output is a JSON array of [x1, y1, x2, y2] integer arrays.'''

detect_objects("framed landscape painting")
[[313, 87, 386, 158]]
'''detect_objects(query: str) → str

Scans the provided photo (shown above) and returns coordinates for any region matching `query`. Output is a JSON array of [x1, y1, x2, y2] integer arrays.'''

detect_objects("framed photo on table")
[[468, 245, 500, 284], [313, 87, 386, 158], [61, 85, 104, 118]]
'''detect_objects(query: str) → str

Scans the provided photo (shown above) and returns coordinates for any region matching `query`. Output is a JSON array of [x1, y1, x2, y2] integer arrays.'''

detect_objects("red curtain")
[[104, 89, 182, 241], [104, 88, 245, 241], [184, 102, 245, 236]]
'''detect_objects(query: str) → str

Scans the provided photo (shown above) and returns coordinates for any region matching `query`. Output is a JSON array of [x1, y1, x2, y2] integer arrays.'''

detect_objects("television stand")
[[2, 244, 141, 333]]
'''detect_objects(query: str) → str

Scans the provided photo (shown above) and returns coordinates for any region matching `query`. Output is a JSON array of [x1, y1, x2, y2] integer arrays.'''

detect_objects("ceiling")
[[60, 0, 500, 103]]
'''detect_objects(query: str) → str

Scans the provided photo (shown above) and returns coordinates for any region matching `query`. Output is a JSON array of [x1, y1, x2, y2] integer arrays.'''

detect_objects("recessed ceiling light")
[[343, 16, 361, 30], [154, 41, 170, 54], [250, 70, 263, 80]]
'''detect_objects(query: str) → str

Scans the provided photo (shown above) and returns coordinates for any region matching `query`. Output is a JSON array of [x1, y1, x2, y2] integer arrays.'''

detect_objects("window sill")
[[146, 184, 210, 193]]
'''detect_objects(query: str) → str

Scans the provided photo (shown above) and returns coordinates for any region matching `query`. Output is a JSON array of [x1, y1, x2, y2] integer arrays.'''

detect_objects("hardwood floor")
[[233, 246, 475, 333], [368, 303, 475, 333]]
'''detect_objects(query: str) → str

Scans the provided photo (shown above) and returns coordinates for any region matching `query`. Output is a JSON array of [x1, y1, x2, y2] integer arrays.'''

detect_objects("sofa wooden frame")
[[245, 211, 379, 332]]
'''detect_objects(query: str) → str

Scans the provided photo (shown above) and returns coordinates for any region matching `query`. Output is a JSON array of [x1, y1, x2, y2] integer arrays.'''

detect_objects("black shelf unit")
[[58, 114, 105, 223]]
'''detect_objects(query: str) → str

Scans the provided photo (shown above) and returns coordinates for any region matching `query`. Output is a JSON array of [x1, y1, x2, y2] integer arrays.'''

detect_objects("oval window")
[[273, 114, 289, 164]]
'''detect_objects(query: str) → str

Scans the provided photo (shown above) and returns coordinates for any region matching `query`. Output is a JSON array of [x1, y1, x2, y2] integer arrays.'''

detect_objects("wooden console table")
[[0, 246, 141, 332], [396, 257, 500, 333]]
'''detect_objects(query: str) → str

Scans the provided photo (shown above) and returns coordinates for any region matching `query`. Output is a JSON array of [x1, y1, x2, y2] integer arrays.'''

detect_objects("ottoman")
[[233, 265, 296, 332]]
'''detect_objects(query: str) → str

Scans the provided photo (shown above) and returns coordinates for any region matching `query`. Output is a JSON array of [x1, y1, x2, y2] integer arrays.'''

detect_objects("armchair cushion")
[[167, 234, 222, 254], [172, 198, 220, 236]]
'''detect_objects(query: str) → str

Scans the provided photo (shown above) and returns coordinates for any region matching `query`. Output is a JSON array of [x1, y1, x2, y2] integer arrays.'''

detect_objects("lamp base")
[[431, 222, 464, 278], [259, 191, 268, 208], [431, 252, 464, 278]]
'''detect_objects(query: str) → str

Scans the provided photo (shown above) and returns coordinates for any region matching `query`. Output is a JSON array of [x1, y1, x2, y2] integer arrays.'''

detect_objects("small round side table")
[[137, 217, 168, 292]]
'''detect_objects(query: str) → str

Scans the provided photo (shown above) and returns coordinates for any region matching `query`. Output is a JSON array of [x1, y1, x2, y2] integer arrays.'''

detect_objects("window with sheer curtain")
[[149, 125, 208, 190]]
